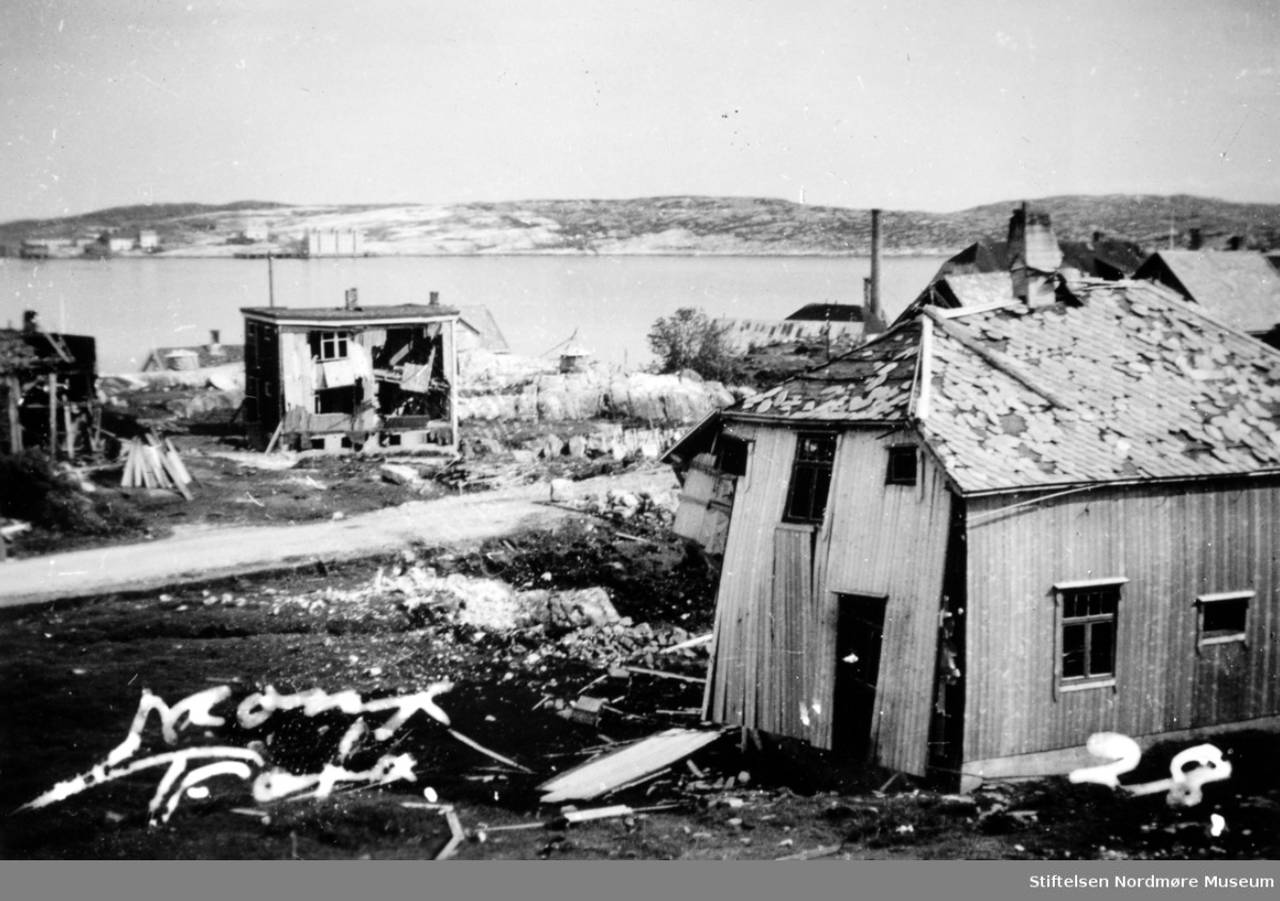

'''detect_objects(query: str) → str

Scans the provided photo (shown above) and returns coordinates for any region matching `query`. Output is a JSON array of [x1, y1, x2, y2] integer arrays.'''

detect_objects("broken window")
[[309, 330, 350, 361], [1055, 579, 1124, 689], [715, 434, 749, 477], [783, 432, 837, 524], [886, 445, 918, 485], [315, 386, 357, 414], [1196, 591, 1251, 646]]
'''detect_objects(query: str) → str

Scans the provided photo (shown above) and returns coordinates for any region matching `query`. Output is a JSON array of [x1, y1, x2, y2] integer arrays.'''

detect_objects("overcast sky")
[[3, 0, 1278, 221]]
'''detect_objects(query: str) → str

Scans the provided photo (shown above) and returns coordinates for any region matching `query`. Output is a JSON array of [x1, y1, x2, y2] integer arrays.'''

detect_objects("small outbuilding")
[[241, 290, 459, 452]]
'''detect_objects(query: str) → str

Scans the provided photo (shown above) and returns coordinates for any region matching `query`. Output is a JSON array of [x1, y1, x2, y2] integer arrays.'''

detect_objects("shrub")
[[646, 307, 741, 382]]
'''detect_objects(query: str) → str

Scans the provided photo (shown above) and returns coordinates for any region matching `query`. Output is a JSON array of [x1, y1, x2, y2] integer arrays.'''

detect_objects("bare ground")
[[2, 420, 1278, 859]]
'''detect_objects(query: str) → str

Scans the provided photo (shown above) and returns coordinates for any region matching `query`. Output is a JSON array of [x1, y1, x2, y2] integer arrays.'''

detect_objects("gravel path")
[[0, 466, 679, 609]]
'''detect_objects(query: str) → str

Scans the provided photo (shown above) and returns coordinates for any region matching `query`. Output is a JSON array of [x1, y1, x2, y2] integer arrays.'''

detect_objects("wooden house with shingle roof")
[[1134, 250, 1280, 348], [666, 272, 1280, 788]]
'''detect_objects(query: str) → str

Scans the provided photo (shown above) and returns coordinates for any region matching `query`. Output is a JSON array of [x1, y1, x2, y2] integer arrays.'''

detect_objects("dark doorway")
[[833, 593, 887, 759]]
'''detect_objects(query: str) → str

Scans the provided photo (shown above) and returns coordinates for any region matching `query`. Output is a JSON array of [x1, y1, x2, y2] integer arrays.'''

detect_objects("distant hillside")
[[3, 194, 1279, 258]]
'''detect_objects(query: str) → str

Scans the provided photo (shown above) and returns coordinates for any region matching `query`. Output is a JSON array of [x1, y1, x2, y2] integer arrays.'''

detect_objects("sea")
[[1, 254, 946, 373]]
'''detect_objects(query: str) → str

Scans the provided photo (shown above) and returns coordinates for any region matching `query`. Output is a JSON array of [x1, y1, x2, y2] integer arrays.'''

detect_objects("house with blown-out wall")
[[240, 290, 459, 453], [666, 267, 1280, 789]]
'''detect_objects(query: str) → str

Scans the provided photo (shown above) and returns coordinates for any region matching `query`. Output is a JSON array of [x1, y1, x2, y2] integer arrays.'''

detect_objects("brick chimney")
[[344, 287, 359, 310], [1008, 203, 1061, 308], [429, 291, 440, 306]]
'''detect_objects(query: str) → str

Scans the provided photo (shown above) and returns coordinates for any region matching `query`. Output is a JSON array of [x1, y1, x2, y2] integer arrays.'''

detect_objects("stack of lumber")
[[120, 434, 194, 500]]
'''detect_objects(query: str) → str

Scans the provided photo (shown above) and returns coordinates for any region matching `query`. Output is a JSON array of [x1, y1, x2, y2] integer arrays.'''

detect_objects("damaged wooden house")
[[241, 290, 459, 452], [667, 265, 1280, 790], [1, 311, 100, 459]]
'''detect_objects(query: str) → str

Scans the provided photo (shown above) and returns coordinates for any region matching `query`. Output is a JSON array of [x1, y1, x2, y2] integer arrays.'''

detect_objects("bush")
[[647, 307, 741, 382], [0, 450, 143, 537]]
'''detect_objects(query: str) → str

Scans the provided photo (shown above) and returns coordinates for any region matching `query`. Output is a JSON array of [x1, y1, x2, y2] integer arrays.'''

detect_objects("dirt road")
[[0, 466, 679, 609]]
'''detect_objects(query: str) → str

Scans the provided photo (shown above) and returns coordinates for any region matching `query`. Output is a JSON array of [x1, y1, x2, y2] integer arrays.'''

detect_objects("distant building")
[[239, 223, 270, 243], [240, 289, 459, 452], [141, 330, 245, 372], [1134, 250, 1280, 348], [717, 304, 866, 352], [135, 229, 159, 251], [303, 229, 363, 258], [932, 209, 1145, 283]]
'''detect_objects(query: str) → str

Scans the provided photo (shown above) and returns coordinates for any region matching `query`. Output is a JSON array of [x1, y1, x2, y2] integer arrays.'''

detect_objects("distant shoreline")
[[3, 248, 955, 262]]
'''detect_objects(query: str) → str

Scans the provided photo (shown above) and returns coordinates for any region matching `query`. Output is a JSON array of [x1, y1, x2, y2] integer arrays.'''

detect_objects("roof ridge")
[[921, 306, 1073, 409]]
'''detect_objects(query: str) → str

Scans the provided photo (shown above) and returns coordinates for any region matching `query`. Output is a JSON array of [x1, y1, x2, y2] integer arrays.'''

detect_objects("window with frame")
[[1196, 591, 1251, 646], [309, 330, 350, 361], [886, 445, 918, 485], [783, 432, 837, 524], [1055, 579, 1124, 689]]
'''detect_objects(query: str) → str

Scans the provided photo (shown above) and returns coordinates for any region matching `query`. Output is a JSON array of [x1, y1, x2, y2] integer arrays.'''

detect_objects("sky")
[[3, 0, 1279, 221]]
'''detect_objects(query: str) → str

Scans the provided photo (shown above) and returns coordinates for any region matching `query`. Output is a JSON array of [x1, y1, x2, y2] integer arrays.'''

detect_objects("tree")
[[646, 307, 737, 381]]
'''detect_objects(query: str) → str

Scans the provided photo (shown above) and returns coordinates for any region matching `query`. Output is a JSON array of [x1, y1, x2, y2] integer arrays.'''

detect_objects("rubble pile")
[[260, 554, 707, 672]]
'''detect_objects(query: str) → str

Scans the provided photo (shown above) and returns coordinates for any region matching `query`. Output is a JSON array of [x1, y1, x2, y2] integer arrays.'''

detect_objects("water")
[[1, 255, 946, 373]]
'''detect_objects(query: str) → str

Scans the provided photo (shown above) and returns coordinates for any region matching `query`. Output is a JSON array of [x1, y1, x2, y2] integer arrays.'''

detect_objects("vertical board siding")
[[704, 426, 797, 729], [813, 432, 953, 775], [964, 479, 1280, 765], [771, 525, 812, 737]]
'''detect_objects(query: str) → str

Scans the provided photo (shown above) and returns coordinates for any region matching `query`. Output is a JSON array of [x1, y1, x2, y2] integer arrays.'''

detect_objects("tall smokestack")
[[864, 208, 885, 334]]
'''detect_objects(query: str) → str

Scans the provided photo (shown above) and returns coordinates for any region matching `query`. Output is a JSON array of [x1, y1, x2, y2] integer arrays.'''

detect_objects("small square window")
[[1196, 591, 1251, 645], [886, 446, 918, 485]]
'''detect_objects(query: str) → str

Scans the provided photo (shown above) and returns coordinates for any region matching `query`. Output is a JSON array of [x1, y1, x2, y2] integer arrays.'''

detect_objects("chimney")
[[207, 329, 224, 356], [23, 310, 40, 333], [344, 287, 359, 310], [863, 208, 885, 334], [1188, 227, 1203, 250], [1008, 203, 1060, 308], [429, 291, 440, 307]]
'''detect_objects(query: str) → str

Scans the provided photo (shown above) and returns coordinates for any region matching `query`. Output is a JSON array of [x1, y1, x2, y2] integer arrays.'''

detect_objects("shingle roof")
[[737, 322, 921, 422], [894, 272, 1014, 324], [1135, 251, 1280, 335], [729, 277, 1280, 495]]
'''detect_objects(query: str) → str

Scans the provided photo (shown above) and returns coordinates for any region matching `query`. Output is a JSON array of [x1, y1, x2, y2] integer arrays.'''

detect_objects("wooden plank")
[[538, 728, 723, 804], [164, 439, 194, 485], [147, 434, 192, 499]]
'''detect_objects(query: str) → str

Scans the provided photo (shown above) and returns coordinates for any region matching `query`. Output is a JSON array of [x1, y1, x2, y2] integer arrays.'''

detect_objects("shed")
[[668, 273, 1280, 789], [1, 311, 100, 459], [241, 292, 459, 452]]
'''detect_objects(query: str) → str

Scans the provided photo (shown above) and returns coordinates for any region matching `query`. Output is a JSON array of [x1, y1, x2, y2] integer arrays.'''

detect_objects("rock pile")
[[457, 360, 735, 425]]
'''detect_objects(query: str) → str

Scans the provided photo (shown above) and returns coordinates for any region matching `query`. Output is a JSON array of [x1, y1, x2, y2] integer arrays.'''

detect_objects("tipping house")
[[668, 269, 1280, 788]]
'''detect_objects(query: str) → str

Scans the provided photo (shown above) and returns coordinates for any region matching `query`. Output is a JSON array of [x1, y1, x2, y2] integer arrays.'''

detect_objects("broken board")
[[538, 727, 723, 804]]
